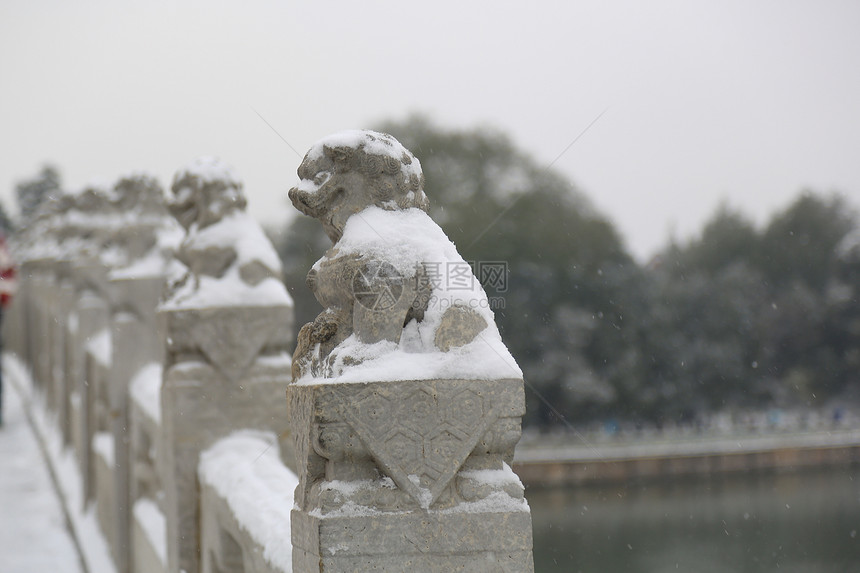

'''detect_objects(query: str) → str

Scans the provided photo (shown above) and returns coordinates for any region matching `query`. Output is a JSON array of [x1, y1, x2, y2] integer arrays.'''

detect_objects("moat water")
[[530, 467, 860, 572]]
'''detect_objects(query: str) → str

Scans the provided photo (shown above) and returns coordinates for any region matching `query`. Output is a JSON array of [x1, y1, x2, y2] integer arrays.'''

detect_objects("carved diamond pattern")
[[187, 308, 278, 382], [355, 391, 395, 436], [335, 383, 500, 508], [446, 389, 484, 428], [397, 387, 437, 434], [384, 429, 424, 476]]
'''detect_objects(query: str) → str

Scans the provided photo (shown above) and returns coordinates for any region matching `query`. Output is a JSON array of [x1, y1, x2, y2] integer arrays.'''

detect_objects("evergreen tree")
[[15, 165, 62, 222], [757, 192, 854, 293], [0, 200, 13, 234], [755, 193, 858, 400]]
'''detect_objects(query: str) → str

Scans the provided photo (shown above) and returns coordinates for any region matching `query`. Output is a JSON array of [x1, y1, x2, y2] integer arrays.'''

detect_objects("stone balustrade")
[[5, 162, 298, 573], [4, 131, 535, 573]]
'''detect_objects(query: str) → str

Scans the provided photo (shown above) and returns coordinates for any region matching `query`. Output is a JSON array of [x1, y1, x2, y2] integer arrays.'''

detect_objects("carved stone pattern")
[[165, 306, 291, 383], [287, 386, 315, 510], [330, 383, 500, 508]]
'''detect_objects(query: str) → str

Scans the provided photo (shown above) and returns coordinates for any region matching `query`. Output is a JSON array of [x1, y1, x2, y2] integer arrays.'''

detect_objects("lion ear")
[[323, 145, 353, 164]]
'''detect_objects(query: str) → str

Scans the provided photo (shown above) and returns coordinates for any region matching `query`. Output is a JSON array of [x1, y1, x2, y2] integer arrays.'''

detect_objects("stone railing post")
[[14, 259, 50, 383], [104, 174, 181, 573], [157, 158, 294, 573], [33, 259, 57, 396], [70, 256, 111, 505], [286, 131, 534, 571], [53, 259, 78, 444], [109, 275, 165, 573], [62, 184, 120, 513], [48, 193, 94, 426]]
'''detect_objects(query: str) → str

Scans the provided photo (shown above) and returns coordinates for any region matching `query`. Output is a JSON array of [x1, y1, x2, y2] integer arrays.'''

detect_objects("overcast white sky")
[[1, 0, 858, 260]]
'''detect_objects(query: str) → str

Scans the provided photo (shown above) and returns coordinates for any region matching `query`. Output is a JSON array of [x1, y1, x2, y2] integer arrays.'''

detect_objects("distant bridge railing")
[[5, 166, 297, 573]]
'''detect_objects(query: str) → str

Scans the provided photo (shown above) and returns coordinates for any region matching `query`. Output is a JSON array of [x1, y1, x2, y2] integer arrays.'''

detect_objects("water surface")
[[530, 468, 860, 572]]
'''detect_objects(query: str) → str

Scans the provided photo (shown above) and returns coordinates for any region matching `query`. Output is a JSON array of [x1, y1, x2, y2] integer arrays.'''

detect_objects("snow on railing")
[[199, 431, 298, 573]]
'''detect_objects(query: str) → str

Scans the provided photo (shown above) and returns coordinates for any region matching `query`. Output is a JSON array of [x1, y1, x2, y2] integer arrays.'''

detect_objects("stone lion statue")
[[163, 157, 285, 310], [289, 130, 518, 382]]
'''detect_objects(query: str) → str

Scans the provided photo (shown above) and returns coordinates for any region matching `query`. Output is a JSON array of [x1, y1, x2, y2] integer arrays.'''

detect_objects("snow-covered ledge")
[[199, 431, 299, 573]]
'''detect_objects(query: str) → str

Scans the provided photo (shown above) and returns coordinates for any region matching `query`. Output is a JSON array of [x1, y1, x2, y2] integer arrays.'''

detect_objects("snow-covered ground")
[[0, 358, 83, 573], [2, 354, 115, 573]]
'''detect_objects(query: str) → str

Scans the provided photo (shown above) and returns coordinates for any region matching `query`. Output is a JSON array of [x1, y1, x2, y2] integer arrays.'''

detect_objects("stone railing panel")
[[129, 362, 165, 509], [198, 431, 298, 573], [132, 498, 167, 573], [109, 275, 167, 573], [161, 349, 293, 573], [129, 361, 168, 573], [52, 260, 77, 440], [84, 327, 112, 505]]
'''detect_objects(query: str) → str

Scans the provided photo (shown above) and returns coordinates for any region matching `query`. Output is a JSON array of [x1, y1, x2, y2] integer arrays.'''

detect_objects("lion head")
[[170, 157, 247, 231], [288, 130, 428, 243], [113, 173, 165, 215]]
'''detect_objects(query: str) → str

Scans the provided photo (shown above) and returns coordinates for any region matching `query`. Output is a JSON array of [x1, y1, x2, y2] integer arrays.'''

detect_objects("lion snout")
[[289, 186, 323, 217]]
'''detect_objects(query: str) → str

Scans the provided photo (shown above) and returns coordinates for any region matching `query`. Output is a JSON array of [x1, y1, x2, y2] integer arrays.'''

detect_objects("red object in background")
[[0, 234, 16, 309]]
